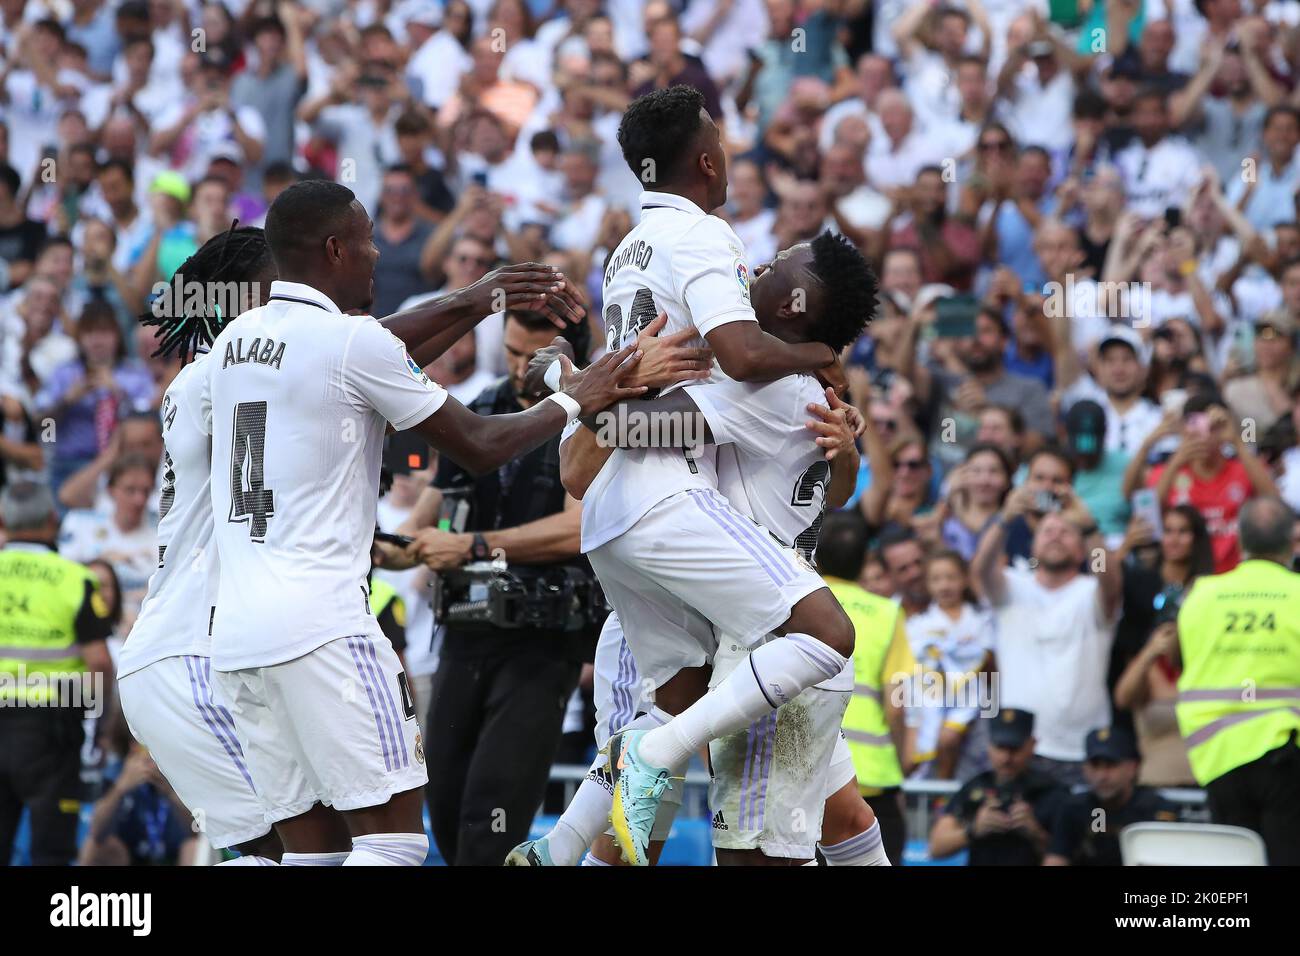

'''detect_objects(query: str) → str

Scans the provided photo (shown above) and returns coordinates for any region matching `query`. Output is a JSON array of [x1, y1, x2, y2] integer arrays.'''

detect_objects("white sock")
[[547, 767, 612, 866], [581, 851, 612, 866], [819, 821, 890, 866], [216, 855, 279, 866], [343, 832, 429, 866], [281, 851, 349, 866], [549, 710, 672, 865], [638, 635, 846, 770]]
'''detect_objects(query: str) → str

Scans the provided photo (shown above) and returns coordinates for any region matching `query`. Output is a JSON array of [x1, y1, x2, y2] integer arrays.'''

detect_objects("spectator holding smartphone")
[[1139, 393, 1278, 571]]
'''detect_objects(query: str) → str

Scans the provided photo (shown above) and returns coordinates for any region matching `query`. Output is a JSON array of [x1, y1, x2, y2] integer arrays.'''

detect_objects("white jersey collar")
[[639, 190, 708, 217], [267, 279, 343, 315]]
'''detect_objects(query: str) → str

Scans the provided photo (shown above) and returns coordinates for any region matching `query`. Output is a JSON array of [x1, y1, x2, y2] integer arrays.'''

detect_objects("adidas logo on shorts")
[[712, 811, 728, 831]]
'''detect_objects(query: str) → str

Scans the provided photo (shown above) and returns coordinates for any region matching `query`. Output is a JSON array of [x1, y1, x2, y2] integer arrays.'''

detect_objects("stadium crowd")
[[2, 0, 1300, 865]]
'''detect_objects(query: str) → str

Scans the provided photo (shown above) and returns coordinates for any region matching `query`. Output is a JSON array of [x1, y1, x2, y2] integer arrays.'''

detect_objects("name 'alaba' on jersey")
[[116, 352, 218, 679], [202, 280, 447, 672], [579, 190, 759, 553]]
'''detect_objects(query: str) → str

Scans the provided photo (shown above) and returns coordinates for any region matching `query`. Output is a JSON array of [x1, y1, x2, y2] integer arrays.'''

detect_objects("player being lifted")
[[539, 86, 867, 865], [199, 182, 647, 866], [515, 233, 888, 866], [118, 211, 601, 864]]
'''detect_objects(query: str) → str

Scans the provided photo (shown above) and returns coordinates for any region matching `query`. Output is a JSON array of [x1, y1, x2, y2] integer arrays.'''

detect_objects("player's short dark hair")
[[817, 511, 869, 581], [0, 162, 19, 199], [805, 231, 877, 353], [264, 179, 358, 264], [618, 85, 707, 187], [140, 225, 274, 362]]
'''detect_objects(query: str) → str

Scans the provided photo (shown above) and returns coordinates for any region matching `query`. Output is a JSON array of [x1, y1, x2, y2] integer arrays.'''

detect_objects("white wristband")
[[543, 358, 563, 393], [544, 391, 582, 420]]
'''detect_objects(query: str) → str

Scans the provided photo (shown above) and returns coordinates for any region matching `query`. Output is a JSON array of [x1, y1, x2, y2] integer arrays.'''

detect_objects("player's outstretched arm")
[[380, 263, 586, 368], [705, 320, 837, 383], [411, 345, 646, 476], [559, 426, 613, 500]]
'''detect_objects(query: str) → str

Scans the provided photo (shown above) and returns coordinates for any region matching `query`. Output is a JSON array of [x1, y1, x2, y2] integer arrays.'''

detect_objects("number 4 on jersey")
[[229, 401, 275, 541]]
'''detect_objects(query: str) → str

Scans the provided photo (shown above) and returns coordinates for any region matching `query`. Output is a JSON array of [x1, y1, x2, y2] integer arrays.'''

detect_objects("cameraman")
[[380, 310, 593, 866]]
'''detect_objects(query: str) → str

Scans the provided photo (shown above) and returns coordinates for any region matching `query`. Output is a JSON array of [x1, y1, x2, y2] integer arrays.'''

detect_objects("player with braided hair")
[[117, 222, 593, 864]]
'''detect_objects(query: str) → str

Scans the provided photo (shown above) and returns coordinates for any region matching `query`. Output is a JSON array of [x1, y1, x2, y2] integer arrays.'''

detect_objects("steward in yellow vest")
[[1175, 497, 1300, 865], [818, 513, 917, 864], [0, 482, 112, 865]]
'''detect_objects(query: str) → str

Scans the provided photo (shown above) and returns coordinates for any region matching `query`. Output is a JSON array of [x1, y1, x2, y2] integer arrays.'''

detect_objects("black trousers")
[[864, 788, 907, 866], [0, 709, 84, 866], [1206, 735, 1300, 866], [426, 650, 580, 866]]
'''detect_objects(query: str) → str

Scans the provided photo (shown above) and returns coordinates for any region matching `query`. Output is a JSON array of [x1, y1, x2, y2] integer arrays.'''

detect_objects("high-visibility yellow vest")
[[828, 577, 910, 792], [369, 578, 404, 626], [1175, 560, 1300, 786], [0, 544, 100, 704]]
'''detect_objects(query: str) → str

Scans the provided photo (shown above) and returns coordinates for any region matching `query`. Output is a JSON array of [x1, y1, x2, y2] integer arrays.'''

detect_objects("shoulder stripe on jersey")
[[640, 204, 678, 211], [268, 294, 332, 312]]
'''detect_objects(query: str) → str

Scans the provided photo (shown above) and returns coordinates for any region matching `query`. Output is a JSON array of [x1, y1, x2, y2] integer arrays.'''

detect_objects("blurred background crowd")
[[3, 0, 1300, 865]]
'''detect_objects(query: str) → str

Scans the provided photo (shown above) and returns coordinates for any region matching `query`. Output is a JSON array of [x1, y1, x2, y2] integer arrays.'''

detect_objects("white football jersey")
[[578, 190, 758, 552], [116, 353, 217, 679], [691, 372, 853, 691], [202, 280, 448, 671], [691, 374, 833, 565]]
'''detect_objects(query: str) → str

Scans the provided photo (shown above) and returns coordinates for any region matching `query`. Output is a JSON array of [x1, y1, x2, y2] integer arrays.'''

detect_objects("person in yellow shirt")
[[1176, 496, 1300, 864], [819, 512, 917, 864], [0, 482, 113, 865]]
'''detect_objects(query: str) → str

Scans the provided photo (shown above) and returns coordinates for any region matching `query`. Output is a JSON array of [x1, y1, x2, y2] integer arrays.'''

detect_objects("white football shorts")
[[214, 635, 427, 824], [119, 655, 270, 849], [707, 637, 850, 859], [588, 488, 827, 690]]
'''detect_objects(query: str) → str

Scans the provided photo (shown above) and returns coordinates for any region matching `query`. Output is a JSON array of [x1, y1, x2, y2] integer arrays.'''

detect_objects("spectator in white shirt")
[[724, 157, 777, 270], [973, 505, 1123, 788], [893, 0, 992, 133], [1058, 324, 1164, 459], [818, 52, 894, 154], [1111, 88, 1201, 221], [149, 51, 266, 184], [867, 89, 943, 191], [549, 140, 608, 253]]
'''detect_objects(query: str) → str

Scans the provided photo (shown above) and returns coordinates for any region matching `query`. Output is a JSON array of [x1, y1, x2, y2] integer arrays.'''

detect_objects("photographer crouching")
[[374, 309, 709, 865]]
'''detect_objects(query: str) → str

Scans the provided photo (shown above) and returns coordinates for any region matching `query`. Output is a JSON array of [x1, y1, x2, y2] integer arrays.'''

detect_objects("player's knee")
[[820, 606, 855, 659]]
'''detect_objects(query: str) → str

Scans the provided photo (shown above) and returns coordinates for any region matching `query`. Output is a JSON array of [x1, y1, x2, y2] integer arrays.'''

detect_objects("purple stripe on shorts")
[[696, 489, 795, 587], [346, 638, 394, 773], [362, 637, 409, 769], [702, 489, 797, 584], [737, 719, 757, 830], [194, 657, 257, 792], [689, 490, 791, 587], [183, 656, 257, 792], [754, 711, 777, 833], [353, 636, 402, 770]]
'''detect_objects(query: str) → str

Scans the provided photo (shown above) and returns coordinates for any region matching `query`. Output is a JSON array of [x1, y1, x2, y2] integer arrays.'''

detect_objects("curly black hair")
[[139, 224, 275, 362], [617, 85, 707, 189], [805, 231, 878, 353]]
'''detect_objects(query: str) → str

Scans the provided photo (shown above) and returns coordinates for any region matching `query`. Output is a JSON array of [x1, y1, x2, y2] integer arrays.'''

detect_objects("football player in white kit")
[[511, 234, 888, 866], [201, 181, 646, 866], [118, 224, 596, 864], [548, 87, 862, 864]]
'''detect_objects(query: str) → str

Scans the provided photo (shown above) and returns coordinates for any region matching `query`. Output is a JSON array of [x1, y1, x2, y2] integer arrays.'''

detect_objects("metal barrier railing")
[[542, 765, 1210, 846]]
